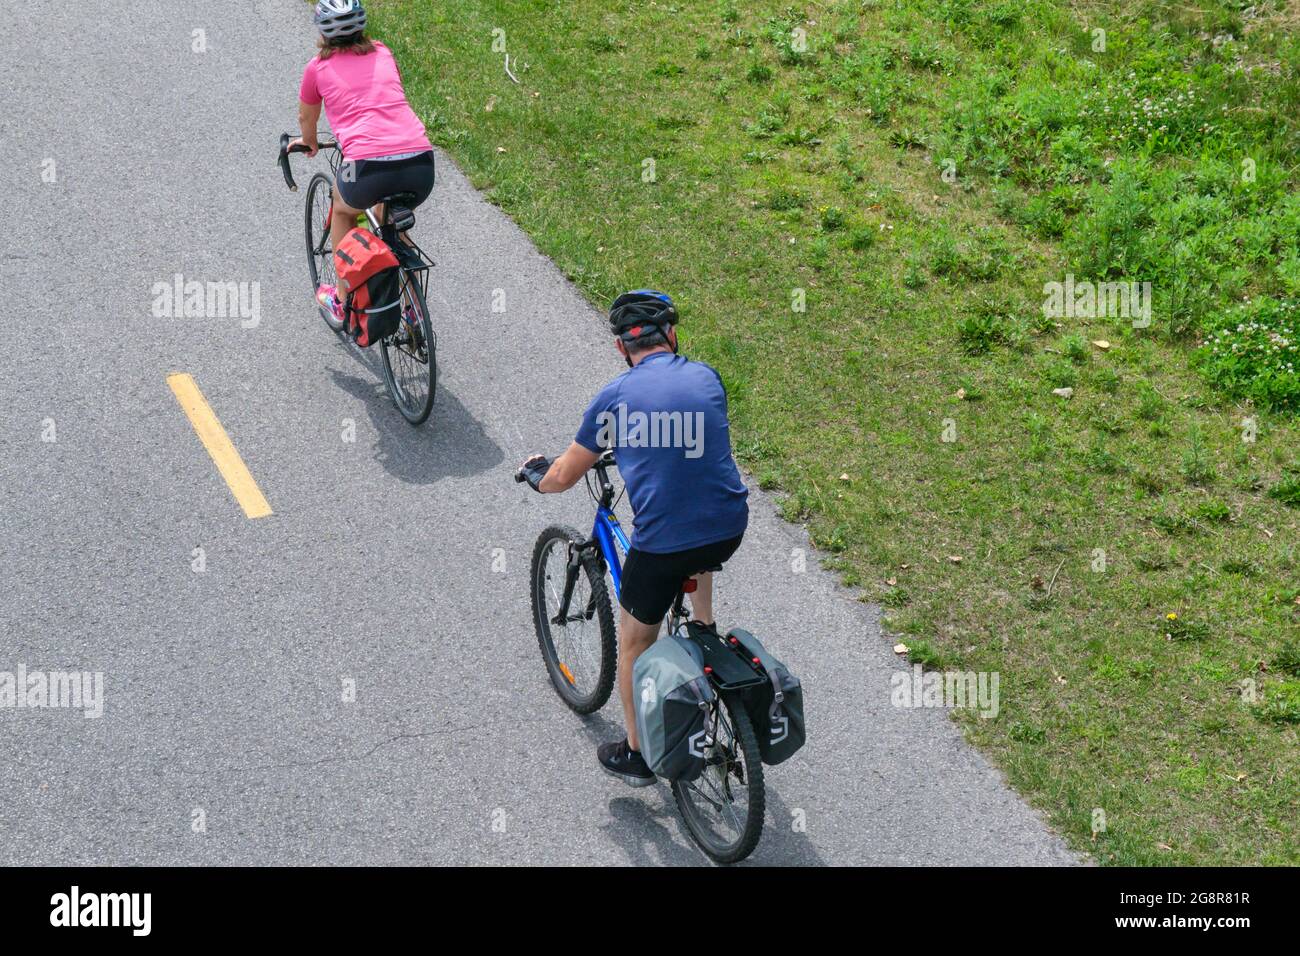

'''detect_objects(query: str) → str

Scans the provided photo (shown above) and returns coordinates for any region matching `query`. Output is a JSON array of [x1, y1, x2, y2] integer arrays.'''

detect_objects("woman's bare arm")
[[293, 100, 323, 155]]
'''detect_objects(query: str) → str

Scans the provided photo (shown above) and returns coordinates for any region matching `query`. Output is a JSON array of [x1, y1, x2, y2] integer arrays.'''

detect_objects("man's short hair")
[[624, 327, 669, 354]]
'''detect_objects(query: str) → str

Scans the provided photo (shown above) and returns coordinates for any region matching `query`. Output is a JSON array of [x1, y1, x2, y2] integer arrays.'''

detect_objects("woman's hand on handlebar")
[[288, 135, 318, 158]]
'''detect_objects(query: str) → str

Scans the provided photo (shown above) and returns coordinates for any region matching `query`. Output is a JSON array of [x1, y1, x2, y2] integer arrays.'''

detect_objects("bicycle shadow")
[[575, 710, 829, 867], [326, 344, 503, 485], [752, 787, 828, 867], [601, 797, 709, 867]]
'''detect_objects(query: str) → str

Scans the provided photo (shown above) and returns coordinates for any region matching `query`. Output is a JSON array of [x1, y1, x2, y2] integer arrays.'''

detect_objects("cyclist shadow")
[[576, 712, 696, 865], [578, 711, 829, 867], [602, 797, 711, 868], [758, 787, 829, 867], [326, 349, 503, 485]]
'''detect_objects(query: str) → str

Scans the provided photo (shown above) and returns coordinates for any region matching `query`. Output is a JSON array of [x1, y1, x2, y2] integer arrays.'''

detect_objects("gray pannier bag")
[[633, 633, 716, 782], [727, 628, 805, 765]]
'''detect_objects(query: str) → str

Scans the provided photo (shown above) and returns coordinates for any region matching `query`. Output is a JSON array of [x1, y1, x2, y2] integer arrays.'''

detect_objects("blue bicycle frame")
[[592, 504, 631, 600], [585, 453, 631, 599]]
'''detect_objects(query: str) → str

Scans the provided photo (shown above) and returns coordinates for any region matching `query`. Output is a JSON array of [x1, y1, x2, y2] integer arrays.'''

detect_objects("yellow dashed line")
[[167, 373, 272, 519]]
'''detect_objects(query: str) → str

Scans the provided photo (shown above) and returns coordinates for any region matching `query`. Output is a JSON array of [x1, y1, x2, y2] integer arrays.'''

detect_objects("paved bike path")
[[0, 0, 1078, 865]]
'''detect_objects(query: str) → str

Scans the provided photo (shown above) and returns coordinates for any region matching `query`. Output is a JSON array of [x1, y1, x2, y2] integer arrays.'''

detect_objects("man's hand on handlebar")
[[516, 455, 553, 492], [515, 443, 604, 495]]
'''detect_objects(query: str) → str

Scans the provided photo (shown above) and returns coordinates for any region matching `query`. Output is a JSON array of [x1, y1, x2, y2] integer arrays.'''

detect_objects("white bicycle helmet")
[[314, 0, 367, 39]]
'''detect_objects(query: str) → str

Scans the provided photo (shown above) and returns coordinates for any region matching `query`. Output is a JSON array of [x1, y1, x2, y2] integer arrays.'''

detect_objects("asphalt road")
[[0, 0, 1078, 865]]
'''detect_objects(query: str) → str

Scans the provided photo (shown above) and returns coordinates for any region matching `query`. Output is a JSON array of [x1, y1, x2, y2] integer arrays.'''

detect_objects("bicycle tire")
[[304, 171, 345, 334], [530, 525, 617, 715], [672, 692, 766, 864], [380, 269, 437, 425]]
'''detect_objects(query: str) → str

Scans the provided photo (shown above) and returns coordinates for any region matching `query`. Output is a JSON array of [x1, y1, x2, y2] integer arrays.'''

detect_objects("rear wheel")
[[672, 693, 765, 864], [530, 525, 617, 714], [304, 172, 344, 334], [380, 269, 437, 425]]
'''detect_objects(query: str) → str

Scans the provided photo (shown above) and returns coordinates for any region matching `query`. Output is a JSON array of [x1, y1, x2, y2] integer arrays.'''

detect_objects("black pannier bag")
[[726, 628, 805, 765]]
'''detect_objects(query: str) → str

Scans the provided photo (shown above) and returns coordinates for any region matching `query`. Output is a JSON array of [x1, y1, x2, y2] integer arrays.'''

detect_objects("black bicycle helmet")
[[608, 289, 678, 345]]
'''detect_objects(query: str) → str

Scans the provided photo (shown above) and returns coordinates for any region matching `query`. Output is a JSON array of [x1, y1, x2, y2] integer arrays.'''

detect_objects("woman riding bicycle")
[[289, 0, 434, 319]]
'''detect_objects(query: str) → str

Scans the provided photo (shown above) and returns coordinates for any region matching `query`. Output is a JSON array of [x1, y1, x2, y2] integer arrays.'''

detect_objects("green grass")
[[372, 0, 1300, 864]]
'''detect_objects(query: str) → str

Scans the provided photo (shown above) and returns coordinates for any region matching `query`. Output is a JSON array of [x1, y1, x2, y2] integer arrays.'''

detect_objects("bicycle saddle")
[[680, 566, 724, 594]]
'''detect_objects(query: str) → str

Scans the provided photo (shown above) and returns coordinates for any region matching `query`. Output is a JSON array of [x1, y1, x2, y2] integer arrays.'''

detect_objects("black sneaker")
[[597, 738, 656, 788]]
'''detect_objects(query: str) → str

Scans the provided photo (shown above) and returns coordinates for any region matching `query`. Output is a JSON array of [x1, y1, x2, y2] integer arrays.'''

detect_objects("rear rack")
[[682, 622, 768, 692]]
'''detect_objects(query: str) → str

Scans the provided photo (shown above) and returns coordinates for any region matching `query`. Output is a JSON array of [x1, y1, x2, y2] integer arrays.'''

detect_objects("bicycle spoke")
[[700, 755, 743, 834], [394, 281, 427, 399], [567, 583, 597, 687], [718, 770, 746, 834], [688, 774, 728, 814], [672, 693, 763, 861], [540, 543, 601, 695]]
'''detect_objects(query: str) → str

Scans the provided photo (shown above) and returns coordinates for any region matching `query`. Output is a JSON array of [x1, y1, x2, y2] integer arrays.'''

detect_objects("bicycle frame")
[[592, 504, 631, 599], [553, 454, 693, 634], [580, 454, 631, 596], [546, 454, 630, 628]]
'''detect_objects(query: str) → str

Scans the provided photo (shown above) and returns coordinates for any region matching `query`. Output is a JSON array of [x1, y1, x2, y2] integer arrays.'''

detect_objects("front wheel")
[[380, 270, 437, 425], [304, 171, 345, 334], [672, 693, 766, 864], [530, 525, 617, 714]]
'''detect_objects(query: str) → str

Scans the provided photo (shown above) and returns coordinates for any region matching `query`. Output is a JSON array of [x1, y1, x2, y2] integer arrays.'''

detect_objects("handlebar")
[[516, 455, 552, 491], [516, 450, 617, 497], [277, 132, 338, 193]]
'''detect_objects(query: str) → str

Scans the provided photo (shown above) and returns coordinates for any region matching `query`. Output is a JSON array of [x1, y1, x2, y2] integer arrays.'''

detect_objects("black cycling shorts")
[[336, 150, 435, 211], [620, 534, 744, 626]]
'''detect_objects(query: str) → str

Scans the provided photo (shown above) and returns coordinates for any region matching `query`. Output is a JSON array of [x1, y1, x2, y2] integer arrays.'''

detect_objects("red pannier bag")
[[334, 228, 403, 347]]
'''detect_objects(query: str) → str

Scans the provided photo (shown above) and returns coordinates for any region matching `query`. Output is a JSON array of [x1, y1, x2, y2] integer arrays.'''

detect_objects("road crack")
[[167, 726, 484, 777]]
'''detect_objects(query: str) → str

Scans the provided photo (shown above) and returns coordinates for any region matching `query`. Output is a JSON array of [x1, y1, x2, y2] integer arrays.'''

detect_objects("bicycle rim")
[[531, 528, 615, 714], [305, 172, 344, 333], [380, 271, 436, 424], [672, 694, 765, 864]]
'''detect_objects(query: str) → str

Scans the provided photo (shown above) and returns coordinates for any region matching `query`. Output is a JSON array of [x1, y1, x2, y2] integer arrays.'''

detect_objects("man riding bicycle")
[[520, 291, 750, 786]]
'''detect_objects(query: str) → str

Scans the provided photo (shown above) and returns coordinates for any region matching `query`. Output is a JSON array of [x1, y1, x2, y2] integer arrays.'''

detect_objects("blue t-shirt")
[[575, 352, 749, 554]]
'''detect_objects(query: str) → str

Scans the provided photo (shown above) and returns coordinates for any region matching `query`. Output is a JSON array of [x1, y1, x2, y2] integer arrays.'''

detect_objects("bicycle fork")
[[550, 542, 600, 627]]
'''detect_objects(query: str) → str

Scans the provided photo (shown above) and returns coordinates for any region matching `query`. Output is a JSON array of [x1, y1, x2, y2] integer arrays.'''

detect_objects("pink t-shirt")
[[299, 42, 433, 161]]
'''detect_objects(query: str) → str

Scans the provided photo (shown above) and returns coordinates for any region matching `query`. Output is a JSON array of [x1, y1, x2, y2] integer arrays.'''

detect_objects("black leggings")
[[336, 151, 435, 210]]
